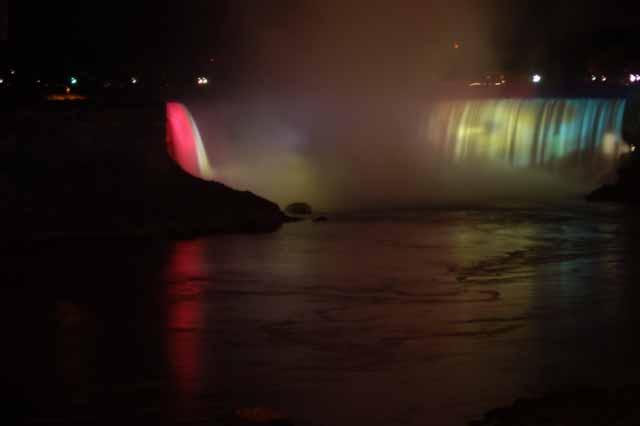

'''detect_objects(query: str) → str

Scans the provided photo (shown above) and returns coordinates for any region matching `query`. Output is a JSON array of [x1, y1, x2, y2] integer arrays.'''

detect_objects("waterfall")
[[173, 97, 630, 208], [425, 98, 627, 174], [166, 102, 215, 180]]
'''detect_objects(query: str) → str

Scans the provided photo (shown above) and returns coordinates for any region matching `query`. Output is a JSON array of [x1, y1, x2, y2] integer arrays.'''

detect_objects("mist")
[[183, 1, 622, 211]]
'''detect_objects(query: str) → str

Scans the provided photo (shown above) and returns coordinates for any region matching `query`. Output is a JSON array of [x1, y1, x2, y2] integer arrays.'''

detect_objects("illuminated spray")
[[170, 3, 632, 207], [168, 97, 628, 207]]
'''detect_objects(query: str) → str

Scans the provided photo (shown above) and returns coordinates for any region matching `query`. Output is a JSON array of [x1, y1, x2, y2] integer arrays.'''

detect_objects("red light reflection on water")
[[165, 240, 208, 400]]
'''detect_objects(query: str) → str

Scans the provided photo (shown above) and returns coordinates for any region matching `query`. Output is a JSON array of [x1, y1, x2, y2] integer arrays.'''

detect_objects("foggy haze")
[[182, 1, 624, 210]]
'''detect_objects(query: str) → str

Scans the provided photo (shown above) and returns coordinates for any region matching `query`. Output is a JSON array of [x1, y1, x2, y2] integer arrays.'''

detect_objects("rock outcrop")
[[2, 101, 285, 241], [587, 92, 640, 204], [470, 387, 640, 426], [285, 202, 312, 216]]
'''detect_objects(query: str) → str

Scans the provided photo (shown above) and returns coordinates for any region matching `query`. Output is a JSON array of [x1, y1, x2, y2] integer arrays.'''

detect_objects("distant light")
[[9, 69, 15, 75], [65, 87, 71, 94], [47, 93, 87, 102], [591, 75, 597, 81], [632, 145, 637, 152], [209, 57, 215, 63], [631, 74, 637, 83], [453, 41, 461, 49], [601, 75, 607, 82], [532, 74, 542, 84], [0, 78, 3, 84], [468, 82, 484, 87], [131, 77, 138, 84], [70, 76, 78, 85], [36, 79, 41, 84], [197, 76, 209, 85]]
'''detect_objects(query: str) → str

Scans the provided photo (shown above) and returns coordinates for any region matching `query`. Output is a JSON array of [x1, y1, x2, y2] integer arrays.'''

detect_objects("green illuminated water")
[[427, 98, 627, 170]]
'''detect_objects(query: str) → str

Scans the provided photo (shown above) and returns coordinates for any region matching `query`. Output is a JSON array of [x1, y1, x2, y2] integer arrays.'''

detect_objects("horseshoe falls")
[[180, 97, 629, 209], [425, 98, 627, 171]]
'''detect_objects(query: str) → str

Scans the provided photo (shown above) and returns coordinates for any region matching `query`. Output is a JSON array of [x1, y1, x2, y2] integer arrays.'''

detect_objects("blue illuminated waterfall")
[[426, 98, 628, 170]]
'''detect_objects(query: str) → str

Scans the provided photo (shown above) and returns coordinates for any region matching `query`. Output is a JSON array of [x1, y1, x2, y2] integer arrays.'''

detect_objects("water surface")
[[7, 203, 640, 425]]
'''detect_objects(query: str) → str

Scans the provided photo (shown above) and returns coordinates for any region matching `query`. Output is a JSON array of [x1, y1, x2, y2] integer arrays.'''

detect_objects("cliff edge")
[[587, 92, 640, 203], [1, 101, 284, 241]]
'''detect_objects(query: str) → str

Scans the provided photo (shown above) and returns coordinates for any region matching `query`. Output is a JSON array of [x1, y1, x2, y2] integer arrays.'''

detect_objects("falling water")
[[166, 102, 215, 180], [425, 98, 628, 171], [171, 97, 629, 209]]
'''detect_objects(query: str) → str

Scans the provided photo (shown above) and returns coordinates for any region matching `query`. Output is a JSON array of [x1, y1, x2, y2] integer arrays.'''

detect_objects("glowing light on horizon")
[[70, 76, 78, 85], [196, 76, 208, 85], [166, 102, 215, 180], [47, 93, 87, 101], [131, 77, 138, 85], [532, 74, 542, 84]]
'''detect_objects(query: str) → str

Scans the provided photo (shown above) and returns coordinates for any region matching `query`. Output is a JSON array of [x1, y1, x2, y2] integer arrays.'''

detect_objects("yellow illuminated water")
[[425, 98, 627, 169]]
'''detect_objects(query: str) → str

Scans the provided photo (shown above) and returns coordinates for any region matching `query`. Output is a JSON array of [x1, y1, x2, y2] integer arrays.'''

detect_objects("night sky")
[[6, 1, 640, 84]]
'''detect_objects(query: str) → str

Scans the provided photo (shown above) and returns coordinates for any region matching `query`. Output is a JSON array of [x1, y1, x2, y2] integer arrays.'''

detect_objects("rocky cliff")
[[2, 101, 284, 241], [587, 92, 640, 203]]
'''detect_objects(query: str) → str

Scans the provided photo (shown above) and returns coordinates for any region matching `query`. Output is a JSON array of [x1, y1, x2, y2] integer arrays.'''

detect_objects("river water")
[[7, 202, 640, 425]]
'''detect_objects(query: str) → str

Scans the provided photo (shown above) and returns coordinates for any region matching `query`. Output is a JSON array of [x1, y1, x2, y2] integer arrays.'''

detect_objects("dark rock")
[[1, 103, 285, 240], [587, 151, 640, 203], [588, 93, 640, 203], [470, 386, 640, 425], [285, 202, 312, 216]]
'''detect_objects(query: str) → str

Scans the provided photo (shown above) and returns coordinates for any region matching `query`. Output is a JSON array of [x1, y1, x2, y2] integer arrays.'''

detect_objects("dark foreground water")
[[6, 202, 640, 425]]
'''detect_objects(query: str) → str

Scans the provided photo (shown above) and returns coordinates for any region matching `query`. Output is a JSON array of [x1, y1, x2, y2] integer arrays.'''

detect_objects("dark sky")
[[13, 2, 228, 72], [9, 1, 640, 80], [0, 0, 6, 42]]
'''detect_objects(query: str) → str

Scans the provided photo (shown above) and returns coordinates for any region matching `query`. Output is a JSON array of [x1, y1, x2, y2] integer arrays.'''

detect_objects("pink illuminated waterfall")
[[166, 102, 215, 180]]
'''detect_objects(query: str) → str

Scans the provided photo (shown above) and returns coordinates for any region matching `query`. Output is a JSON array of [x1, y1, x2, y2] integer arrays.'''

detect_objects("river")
[[6, 202, 640, 425]]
